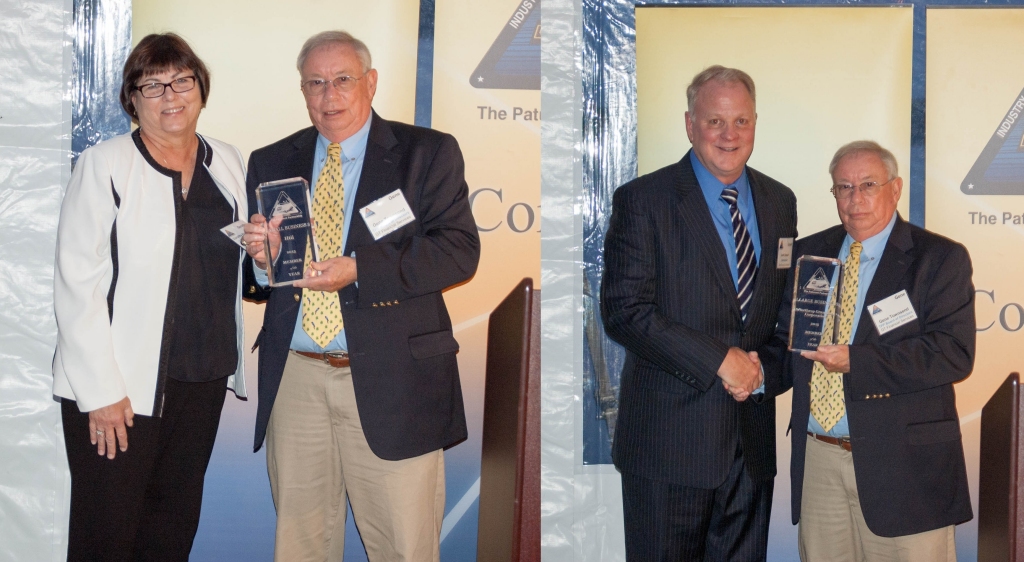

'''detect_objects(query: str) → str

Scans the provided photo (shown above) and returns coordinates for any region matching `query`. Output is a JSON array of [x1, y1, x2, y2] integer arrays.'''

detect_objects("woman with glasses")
[[52, 33, 247, 561]]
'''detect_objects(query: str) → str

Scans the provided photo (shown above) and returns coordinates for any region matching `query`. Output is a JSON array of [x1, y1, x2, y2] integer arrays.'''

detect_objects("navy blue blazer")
[[601, 151, 798, 487], [761, 216, 975, 537], [243, 113, 480, 460]]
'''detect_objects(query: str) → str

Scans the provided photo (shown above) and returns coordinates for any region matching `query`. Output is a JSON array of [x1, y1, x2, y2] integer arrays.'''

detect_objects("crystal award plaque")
[[255, 178, 319, 287], [788, 256, 844, 353]]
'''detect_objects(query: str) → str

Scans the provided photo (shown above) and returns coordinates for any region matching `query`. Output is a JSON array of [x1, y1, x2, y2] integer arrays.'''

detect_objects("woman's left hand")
[[88, 396, 135, 460]]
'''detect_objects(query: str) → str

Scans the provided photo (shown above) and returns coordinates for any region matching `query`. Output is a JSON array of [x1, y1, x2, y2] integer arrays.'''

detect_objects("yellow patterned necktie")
[[810, 241, 863, 432], [302, 142, 345, 347]]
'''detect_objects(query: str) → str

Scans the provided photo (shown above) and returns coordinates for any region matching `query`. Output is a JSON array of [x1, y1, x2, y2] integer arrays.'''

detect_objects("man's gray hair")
[[829, 140, 899, 179], [296, 30, 372, 74], [686, 65, 756, 112]]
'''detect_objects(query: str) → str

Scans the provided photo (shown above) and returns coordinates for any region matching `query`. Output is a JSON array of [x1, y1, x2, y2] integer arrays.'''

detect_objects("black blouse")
[[166, 142, 239, 382]]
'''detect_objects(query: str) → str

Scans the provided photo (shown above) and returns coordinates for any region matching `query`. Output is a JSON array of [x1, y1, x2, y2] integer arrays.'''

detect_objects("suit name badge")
[[868, 290, 918, 336], [777, 237, 794, 269], [360, 189, 416, 240]]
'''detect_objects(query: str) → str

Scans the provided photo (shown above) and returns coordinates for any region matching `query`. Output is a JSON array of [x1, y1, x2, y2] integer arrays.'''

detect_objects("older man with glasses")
[[760, 140, 975, 560], [240, 30, 479, 561]]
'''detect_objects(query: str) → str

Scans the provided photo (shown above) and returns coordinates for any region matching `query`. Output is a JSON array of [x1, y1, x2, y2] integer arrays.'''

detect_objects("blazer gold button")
[[293, 294, 300, 302], [248, 286, 256, 294]]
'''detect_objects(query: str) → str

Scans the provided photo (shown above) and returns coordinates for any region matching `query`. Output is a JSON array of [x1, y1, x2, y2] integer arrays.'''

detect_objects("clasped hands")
[[241, 214, 357, 292], [718, 347, 763, 402]]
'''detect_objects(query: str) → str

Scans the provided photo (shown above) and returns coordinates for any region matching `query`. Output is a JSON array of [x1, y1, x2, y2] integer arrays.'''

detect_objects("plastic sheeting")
[[542, 0, 634, 558], [0, 0, 74, 560], [543, 0, 630, 559], [71, 0, 132, 161], [0, 0, 129, 560]]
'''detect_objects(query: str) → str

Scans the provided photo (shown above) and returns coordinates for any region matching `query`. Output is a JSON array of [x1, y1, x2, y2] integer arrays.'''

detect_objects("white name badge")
[[868, 290, 918, 336], [359, 190, 416, 240], [777, 237, 794, 269]]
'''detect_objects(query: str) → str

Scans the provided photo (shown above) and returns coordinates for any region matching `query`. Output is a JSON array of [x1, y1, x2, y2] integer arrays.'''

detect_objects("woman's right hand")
[[243, 214, 283, 270], [88, 397, 134, 459]]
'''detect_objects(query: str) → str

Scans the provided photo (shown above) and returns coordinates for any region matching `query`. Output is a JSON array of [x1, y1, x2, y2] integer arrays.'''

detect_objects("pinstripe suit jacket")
[[601, 151, 797, 487]]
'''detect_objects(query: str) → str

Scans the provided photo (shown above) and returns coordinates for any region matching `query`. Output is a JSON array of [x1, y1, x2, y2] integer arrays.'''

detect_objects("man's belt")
[[293, 350, 350, 368], [807, 432, 852, 452]]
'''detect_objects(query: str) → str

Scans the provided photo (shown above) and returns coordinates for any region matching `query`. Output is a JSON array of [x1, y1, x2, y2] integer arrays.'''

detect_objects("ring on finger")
[[96, 430, 105, 435]]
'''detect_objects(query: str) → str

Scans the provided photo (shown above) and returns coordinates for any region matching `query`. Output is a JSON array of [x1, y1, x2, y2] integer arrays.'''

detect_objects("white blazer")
[[53, 131, 248, 416]]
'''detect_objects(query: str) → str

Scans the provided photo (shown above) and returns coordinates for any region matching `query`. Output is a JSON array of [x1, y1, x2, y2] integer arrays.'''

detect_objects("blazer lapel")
[[289, 127, 318, 186], [674, 153, 738, 311], [853, 216, 913, 344], [344, 112, 401, 256]]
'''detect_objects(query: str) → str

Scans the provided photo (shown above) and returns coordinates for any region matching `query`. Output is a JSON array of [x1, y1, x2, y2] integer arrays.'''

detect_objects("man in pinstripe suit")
[[602, 66, 798, 560]]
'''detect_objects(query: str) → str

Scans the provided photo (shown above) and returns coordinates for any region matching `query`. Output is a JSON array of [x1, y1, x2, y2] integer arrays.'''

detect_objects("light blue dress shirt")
[[808, 211, 899, 438], [689, 151, 762, 286], [254, 114, 373, 352]]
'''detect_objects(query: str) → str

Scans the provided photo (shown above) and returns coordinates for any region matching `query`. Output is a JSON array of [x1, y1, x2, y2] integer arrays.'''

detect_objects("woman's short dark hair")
[[120, 33, 210, 122]]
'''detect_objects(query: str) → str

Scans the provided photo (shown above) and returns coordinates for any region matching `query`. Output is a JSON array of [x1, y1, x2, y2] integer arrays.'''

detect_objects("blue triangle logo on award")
[[470, 0, 540, 90], [804, 268, 831, 295], [961, 86, 1024, 195], [271, 191, 303, 219], [872, 305, 883, 315]]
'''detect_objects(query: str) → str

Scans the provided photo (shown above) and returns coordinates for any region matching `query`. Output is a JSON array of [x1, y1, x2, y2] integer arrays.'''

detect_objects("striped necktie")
[[721, 187, 757, 321], [809, 241, 863, 432], [302, 142, 345, 348]]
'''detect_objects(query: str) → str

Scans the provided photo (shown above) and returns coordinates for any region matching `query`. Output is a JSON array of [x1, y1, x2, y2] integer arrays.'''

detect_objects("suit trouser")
[[62, 376, 228, 562], [620, 444, 773, 562], [799, 435, 956, 562], [267, 351, 445, 562]]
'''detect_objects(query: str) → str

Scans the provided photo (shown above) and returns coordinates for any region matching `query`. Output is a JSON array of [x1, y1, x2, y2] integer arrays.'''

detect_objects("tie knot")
[[721, 187, 739, 205], [849, 241, 863, 258], [327, 142, 341, 159]]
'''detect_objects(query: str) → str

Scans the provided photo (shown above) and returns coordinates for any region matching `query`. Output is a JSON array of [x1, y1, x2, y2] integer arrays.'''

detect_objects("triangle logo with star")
[[962, 86, 1024, 195], [470, 0, 540, 90]]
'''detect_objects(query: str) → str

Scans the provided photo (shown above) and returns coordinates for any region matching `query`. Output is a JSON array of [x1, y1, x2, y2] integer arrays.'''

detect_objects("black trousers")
[[621, 447, 773, 562], [62, 376, 228, 562]]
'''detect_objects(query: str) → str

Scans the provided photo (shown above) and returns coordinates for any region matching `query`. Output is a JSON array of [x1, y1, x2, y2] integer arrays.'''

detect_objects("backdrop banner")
[[925, 8, 1024, 555], [432, 0, 541, 557], [560, 3, 915, 561]]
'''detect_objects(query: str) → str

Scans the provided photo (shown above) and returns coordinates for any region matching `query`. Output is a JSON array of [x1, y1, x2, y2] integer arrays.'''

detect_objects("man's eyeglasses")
[[830, 178, 896, 200], [301, 73, 368, 96], [135, 76, 197, 98]]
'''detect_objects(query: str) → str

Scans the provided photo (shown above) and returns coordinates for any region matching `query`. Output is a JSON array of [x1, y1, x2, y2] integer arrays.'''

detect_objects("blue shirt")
[[808, 211, 898, 438], [689, 151, 762, 288], [254, 114, 373, 352]]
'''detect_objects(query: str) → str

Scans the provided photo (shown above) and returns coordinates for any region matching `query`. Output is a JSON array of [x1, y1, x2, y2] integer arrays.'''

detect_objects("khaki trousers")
[[266, 352, 445, 562], [798, 435, 955, 562]]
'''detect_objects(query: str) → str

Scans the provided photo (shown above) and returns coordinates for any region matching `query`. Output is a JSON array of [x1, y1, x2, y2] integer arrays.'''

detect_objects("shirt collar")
[[316, 112, 373, 163], [689, 150, 751, 203], [843, 211, 898, 261]]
